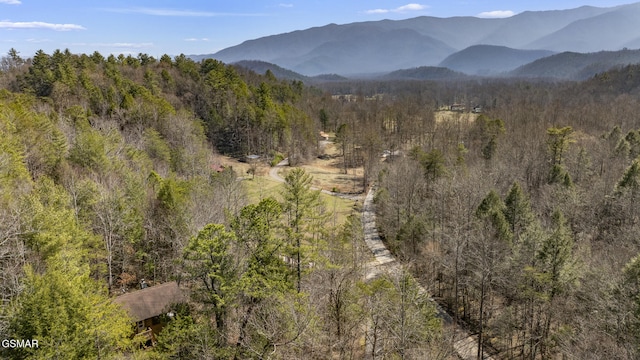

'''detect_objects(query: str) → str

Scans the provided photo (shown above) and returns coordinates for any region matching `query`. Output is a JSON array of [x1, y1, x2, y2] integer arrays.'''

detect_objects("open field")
[[300, 160, 364, 195], [216, 142, 362, 227], [435, 110, 479, 124], [300, 140, 365, 194]]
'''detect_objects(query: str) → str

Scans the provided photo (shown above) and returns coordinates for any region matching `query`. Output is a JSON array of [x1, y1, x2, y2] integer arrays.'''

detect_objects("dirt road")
[[269, 160, 492, 359]]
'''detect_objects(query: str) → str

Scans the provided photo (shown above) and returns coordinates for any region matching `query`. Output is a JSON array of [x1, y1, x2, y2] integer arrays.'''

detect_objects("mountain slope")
[[382, 66, 470, 81], [525, 3, 640, 52], [203, 2, 640, 76], [439, 45, 555, 75], [477, 6, 611, 48], [233, 60, 310, 82], [510, 49, 640, 80], [215, 25, 455, 76], [284, 28, 455, 75]]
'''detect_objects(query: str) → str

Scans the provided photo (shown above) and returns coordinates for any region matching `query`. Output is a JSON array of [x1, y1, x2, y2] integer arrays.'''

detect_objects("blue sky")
[[0, 0, 636, 58]]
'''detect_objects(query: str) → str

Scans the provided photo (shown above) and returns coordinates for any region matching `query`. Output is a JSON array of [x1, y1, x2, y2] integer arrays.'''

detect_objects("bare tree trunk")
[[477, 273, 486, 360]]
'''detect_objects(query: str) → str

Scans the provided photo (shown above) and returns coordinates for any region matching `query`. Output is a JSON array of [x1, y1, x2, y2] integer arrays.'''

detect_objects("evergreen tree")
[[615, 159, 640, 196], [281, 168, 325, 293], [504, 181, 535, 240], [319, 108, 329, 131], [473, 115, 505, 161], [6, 259, 132, 359], [476, 190, 512, 243], [547, 126, 574, 184], [182, 224, 237, 334], [535, 209, 578, 357], [537, 210, 575, 299], [231, 198, 295, 358]]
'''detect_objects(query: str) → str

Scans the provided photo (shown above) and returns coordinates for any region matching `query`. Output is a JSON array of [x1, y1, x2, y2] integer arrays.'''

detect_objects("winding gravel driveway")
[[269, 160, 492, 359], [362, 185, 494, 360]]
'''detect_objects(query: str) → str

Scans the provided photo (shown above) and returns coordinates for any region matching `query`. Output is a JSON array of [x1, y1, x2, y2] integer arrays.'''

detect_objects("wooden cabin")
[[113, 281, 187, 346]]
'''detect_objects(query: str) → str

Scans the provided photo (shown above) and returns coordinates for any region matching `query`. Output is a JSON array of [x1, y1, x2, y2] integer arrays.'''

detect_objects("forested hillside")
[[352, 66, 640, 359], [4, 47, 640, 359], [0, 49, 446, 359], [0, 48, 320, 288]]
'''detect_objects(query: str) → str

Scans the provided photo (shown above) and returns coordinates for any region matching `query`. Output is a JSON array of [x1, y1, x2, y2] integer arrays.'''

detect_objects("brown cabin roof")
[[113, 281, 187, 322]]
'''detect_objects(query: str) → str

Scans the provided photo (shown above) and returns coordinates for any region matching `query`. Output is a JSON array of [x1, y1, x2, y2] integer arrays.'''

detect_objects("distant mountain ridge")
[[232, 60, 310, 82], [381, 66, 470, 81], [438, 45, 555, 75], [198, 2, 640, 76], [230, 47, 640, 83], [509, 49, 640, 80], [232, 60, 348, 82]]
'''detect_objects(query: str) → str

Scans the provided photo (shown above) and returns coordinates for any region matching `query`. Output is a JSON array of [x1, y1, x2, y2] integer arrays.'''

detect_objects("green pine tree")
[[281, 168, 326, 293]]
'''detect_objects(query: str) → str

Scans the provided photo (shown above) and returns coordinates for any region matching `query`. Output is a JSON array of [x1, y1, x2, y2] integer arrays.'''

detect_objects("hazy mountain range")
[[196, 2, 640, 78]]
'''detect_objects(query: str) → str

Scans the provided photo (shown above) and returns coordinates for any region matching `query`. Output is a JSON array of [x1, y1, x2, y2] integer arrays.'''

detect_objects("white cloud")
[[26, 38, 51, 43], [0, 0, 21, 5], [127, 8, 220, 16], [0, 21, 85, 31], [103, 42, 154, 49], [66, 42, 154, 49], [185, 38, 209, 42], [106, 7, 265, 17], [365, 3, 428, 15], [366, 9, 388, 14], [477, 10, 515, 18], [397, 4, 427, 12]]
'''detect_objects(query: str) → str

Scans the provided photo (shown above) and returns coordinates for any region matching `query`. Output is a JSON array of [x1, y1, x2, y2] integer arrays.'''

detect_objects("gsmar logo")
[[1, 339, 39, 348]]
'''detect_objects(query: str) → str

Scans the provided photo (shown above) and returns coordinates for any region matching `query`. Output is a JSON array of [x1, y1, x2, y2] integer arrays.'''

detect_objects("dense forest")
[[2, 47, 640, 359], [0, 49, 443, 359], [366, 70, 640, 359]]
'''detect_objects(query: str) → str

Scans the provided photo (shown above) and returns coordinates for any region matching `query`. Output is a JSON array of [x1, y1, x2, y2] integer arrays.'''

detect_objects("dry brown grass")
[[300, 141, 364, 194], [435, 110, 479, 124], [215, 143, 361, 226], [214, 155, 270, 179]]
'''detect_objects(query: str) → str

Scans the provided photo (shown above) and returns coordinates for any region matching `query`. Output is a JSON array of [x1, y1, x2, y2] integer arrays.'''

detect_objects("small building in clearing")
[[450, 103, 466, 112], [113, 281, 187, 346]]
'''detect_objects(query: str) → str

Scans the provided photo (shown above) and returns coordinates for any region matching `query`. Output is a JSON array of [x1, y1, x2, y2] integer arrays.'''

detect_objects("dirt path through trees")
[[268, 161, 493, 359], [362, 185, 494, 360]]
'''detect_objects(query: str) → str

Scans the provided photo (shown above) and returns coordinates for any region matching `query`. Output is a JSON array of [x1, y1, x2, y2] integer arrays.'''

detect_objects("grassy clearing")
[[435, 110, 478, 124], [301, 141, 364, 194], [300, 160, 364, 194], [242, 172, 358, 228], [243, 175, 283, 202], [217, 140, 362, 228]]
